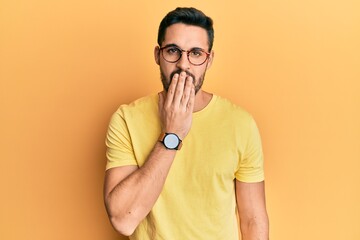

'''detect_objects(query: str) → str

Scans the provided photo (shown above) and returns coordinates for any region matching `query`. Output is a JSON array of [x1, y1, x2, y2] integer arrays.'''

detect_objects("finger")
[[165, 73, 179, 107], [187, 85, 195, 112], [158, 92, 164, 111], [180, 76, 193, 107], [172, 71, 186, 105]]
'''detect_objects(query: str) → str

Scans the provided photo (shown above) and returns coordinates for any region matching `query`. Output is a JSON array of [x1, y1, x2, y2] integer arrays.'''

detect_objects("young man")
[[104, 7, 269, 240]]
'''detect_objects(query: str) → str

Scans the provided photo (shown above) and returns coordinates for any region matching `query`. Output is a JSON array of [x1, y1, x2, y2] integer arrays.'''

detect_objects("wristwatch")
[[159, 133, 182, 150]]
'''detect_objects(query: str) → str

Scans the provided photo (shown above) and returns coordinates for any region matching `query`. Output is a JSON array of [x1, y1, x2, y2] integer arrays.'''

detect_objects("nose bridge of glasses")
[[177, 49, 191, 63], [180, 49, 192, 57]]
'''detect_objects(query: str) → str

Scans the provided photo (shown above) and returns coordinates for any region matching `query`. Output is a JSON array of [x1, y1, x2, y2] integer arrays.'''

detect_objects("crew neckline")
[[193, 94, 217, 118]]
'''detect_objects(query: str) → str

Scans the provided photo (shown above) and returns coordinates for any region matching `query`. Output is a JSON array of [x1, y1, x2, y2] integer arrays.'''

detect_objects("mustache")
[[170, 70, 195, 84]]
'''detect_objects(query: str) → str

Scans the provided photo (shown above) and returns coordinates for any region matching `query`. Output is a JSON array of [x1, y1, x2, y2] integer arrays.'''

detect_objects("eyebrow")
[[162, 44, 206, 51], [162, 43, 180, 48]]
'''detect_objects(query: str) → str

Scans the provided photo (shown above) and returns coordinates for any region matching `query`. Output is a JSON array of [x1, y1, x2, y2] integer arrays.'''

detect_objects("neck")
[[193, 89, 213, 112]]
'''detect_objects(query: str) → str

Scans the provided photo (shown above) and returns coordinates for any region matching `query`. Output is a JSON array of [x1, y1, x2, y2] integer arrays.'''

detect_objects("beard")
[[160, 68, 206, 94]]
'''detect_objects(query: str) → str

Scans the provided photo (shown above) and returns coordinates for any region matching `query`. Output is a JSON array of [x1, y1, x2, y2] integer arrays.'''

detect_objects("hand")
[[158, 71, 195, 140]]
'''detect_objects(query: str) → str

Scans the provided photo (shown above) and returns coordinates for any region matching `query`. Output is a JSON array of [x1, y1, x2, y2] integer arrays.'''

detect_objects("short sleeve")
[[235, 116, 265, 182], [105, 108, 137, 170]]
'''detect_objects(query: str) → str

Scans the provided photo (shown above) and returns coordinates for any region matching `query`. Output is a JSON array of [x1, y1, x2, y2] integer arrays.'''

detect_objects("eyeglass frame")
[[159, 44, 211, 66]]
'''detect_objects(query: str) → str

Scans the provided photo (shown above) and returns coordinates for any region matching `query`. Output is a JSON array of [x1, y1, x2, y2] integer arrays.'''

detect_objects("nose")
[[175, 52, 191, 70]]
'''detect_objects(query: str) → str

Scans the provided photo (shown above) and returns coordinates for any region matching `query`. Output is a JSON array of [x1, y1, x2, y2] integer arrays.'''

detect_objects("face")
[[155, 23, 214, 93]]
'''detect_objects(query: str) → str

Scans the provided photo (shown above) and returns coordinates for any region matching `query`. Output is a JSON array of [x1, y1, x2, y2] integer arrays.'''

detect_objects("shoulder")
[[113, 94, 158, 118], [213, 95, 254, 123]]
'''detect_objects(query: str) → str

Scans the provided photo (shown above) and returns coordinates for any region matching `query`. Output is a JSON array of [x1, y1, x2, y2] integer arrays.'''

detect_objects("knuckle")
[[175, 88, 182, 94]]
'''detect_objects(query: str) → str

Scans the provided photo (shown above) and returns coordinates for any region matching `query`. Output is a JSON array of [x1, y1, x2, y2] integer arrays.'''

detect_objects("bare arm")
[[103, 72, 195, 236], [104, 144, 176, 236], [236, 180, 269, 240]]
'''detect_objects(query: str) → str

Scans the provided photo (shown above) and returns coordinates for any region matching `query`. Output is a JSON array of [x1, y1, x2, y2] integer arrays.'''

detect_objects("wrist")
[[158, 132, 183, 150]]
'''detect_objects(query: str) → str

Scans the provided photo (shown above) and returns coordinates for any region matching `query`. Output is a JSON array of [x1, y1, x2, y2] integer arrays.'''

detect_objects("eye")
[[166, 47, 180, 55], [190, 49, 204, 58]]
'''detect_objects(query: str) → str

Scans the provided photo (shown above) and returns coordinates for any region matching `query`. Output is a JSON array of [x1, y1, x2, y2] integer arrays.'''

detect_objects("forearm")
[[240, 215, 269, 240], [236, 181, 269, 240], [105, 142, 176, 235]]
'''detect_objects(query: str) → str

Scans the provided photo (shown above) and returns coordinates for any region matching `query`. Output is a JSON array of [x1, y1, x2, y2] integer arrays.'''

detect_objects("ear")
[[206, 50, 215, 70], [154, 46, 160, 65]]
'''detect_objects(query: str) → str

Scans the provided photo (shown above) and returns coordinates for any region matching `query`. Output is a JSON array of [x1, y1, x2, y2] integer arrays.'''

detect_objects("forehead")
[[162, 23, 209, 49]]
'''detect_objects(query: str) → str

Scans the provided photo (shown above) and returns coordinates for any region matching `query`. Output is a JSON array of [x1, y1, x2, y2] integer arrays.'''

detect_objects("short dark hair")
[[157, 7, 214, 51]]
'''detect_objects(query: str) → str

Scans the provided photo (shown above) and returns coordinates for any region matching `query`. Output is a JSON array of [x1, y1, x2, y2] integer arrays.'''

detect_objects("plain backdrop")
[[1, 0, 359, 239]]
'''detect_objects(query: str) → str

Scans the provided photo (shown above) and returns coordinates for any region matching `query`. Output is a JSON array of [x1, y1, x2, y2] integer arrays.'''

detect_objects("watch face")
[[164, 134, 179, 149]]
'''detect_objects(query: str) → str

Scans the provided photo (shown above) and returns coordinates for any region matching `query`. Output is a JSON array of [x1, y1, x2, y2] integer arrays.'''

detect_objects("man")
[[104, 7, 269, 240]]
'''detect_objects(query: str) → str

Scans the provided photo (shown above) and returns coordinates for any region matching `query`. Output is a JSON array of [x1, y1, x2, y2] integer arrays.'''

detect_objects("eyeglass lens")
[[161, 46, 208, 65]]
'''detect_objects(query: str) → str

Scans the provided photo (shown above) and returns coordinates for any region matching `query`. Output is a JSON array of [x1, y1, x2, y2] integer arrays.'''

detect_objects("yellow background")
[[1, 0, 359, 239]]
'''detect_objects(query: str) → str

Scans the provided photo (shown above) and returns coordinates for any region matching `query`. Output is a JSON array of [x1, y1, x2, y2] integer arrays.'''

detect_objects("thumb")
[[158, 92, 164, 110], [187, 87, 195, 112]]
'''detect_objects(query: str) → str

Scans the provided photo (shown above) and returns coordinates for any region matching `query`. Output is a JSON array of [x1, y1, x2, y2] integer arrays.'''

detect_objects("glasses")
[[159, 45, 210, 66]]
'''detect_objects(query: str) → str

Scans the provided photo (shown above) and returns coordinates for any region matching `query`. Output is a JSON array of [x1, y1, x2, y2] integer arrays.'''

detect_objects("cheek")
[[160, 63, 173, 76], [194, 67, 207, 79]]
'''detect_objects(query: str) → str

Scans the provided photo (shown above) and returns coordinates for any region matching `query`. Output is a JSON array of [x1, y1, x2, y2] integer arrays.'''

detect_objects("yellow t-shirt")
[[106, 94, 264, 240]]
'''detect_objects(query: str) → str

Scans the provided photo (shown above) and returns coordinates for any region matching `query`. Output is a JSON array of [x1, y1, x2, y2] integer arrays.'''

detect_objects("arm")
[[236, 180, 269, 240], [103, 144, 176, 236], [103, 72, 195, 236]]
